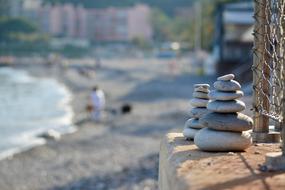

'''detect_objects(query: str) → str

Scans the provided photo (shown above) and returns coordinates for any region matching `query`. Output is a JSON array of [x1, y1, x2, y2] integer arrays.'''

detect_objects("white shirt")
[[91, 89, 105, 109]]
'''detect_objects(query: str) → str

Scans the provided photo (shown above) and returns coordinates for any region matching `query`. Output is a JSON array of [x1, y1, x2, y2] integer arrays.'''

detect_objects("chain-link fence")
[[252, 0, 285, 145]]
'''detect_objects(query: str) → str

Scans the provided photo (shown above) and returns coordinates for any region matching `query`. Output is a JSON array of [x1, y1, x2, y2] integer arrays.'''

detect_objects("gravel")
[[0, 59, 218, 190]]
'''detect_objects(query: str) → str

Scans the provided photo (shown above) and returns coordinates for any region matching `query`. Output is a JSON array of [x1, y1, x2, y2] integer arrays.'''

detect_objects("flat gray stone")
[[217, 74, 235, 81], [183, 127, 199, 140], [214, 80, 241, 91], [190, 98, 209, 108], [185, 118, 204, 129], [199, 112, 253, 132], [207, 100, 245, 113], [189, 107, 209, 118], [194, 84, 210, 88], [194, 128, 252, 151], [208, 90, 243, 101], [193, 91, 209, 99], [194, 86, 210, 93]]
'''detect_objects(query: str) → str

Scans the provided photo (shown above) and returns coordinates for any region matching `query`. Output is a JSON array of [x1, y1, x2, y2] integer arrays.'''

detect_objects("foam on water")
[[0, 67, 75, 159]]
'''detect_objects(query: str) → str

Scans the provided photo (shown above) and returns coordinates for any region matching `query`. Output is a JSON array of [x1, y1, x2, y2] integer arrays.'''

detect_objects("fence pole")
[[265, 65, 285, 171], [280, 58, 285, 155], [252, 0, 270, 142], [264, 0, 285, 171], [280, 0, 285, 156]]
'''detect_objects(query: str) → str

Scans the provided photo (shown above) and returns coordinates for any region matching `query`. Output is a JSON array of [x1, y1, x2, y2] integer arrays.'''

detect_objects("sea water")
[[0, 67, 74, 159]]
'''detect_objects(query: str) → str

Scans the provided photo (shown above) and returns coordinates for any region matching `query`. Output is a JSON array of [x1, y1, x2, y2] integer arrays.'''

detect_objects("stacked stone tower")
[[194, 74, 253, 151], [183, 84, 210, 140]]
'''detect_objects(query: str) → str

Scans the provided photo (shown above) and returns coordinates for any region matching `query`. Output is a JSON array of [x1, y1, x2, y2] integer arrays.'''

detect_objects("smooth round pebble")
[[194, 86, 210, 93], [217, 74, 235, 81], [190, 98, 209, 108], [183, 127, 199, 140], [207, 100, 245, 113], [193, 91, 209, 99], [194, 128, 252, 151], [185, 118, 204, 129], [208, 90, 243, 101], [194, 84, 210, 88], [214, 80, 241, 91], [189, 107, 209, 118], [199, 112, 253, 132]]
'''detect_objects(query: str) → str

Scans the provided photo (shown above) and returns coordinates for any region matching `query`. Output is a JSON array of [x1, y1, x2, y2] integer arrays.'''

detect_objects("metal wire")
[[252, 0, 285, 124]]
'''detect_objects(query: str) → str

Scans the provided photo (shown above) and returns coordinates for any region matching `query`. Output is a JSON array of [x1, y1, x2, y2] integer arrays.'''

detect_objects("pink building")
[[128, 4, 152, 41], [35, 3, 152, 41], [75, 5, 88, 38], [87, 4, 152, 42], [37, 4, 88, 38], [87, 7, 129, 41], [49, 5, 61, 35]]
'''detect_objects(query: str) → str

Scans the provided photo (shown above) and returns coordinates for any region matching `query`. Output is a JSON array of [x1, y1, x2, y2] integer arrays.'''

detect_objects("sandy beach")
[[0, 58, 252, 190]]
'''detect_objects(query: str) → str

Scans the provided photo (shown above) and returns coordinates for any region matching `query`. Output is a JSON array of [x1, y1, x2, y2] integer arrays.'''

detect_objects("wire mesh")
[[252, 0, 285, 124]]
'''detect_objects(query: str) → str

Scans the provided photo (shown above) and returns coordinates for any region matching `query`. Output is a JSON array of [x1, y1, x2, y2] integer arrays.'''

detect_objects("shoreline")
[[0, 64, 79, 161]]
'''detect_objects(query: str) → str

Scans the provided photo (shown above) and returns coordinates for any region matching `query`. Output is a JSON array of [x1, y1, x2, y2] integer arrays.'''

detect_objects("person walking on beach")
[[90, 86, 105, 121]]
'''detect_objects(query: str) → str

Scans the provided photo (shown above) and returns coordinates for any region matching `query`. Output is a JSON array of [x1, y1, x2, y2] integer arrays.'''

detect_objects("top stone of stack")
[[217, 74, 235, 81], [214, 74, 241, 92], [194, 84, 210, 93], [194, 84, 210, 88]]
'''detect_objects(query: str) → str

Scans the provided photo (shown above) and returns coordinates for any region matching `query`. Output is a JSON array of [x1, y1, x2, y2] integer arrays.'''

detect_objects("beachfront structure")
[[214, 1, 254, 82], [24, 3, 152, 42]]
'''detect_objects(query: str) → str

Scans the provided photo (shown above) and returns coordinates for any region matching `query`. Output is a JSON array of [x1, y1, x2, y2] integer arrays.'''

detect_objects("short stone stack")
[[183, 84, 210, 140], [194, 74, 253, 151]]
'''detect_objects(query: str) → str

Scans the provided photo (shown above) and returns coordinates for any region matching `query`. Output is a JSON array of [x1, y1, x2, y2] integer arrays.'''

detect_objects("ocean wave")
[[0, 67, 75, 160]]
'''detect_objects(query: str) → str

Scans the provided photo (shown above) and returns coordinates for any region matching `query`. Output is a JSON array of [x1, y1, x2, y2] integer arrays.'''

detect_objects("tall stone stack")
[[195, 74, 253, 151], [183, 84, 210, 140]]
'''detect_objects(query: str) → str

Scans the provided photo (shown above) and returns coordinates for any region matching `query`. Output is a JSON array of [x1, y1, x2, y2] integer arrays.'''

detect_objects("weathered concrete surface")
[[159, 133, 285, 190]]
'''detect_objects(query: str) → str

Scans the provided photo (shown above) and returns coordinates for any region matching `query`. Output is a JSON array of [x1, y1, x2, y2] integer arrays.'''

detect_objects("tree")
[[0, 0, 9, 16], [0, 17, 38, 42], [150, 9, 173, 42]]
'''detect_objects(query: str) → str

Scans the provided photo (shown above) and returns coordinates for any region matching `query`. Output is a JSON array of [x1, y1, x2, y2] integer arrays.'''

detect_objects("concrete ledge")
[[159, 133, 285, 190]]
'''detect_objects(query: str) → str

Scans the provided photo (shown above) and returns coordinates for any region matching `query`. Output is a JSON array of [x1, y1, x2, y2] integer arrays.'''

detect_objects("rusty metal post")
[[281, 46, 285, 154], [264, 0, 285, 171], [265, 70, 285, 171], [282, 86, 285, 155], [274, 1, 283, 132], [252, 0, 270, 142]]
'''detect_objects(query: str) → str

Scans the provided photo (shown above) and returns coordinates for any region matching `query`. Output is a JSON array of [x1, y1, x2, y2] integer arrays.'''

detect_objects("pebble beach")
[[0, 58, 252, 190]]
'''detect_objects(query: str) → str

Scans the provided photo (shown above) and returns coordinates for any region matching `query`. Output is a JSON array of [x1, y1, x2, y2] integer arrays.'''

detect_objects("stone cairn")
[[194, 74, 253, 151], [183, 84, 210, 140]]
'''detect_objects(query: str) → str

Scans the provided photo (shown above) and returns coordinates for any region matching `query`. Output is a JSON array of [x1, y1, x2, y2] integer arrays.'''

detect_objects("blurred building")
[[214, 1, 254, 82], [36, 4, 87, 38], [128, 4, 152, 41], [5, 0, 24, 17], [87, 7, 129, 41], [22, 3, 152, 42], [86, 4, 152, 42]]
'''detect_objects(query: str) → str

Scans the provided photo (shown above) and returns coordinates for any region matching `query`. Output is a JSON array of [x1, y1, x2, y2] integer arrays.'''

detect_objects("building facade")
[[24, 3, 152, 42]]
